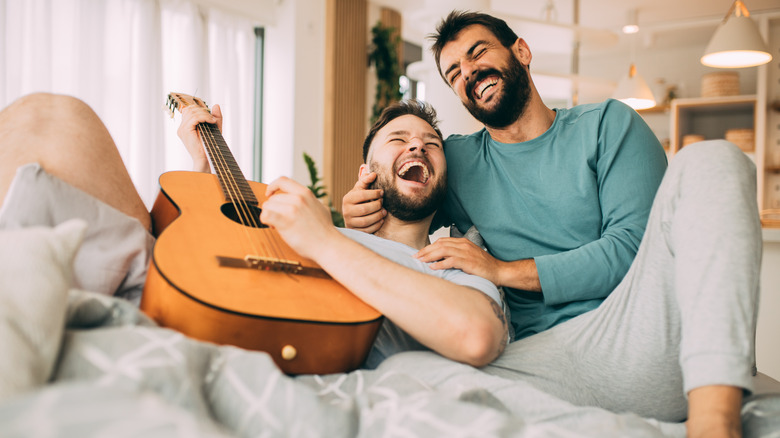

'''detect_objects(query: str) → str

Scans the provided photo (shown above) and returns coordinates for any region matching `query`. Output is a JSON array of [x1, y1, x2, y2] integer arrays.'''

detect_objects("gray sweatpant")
[[482, 140, 762, 422]]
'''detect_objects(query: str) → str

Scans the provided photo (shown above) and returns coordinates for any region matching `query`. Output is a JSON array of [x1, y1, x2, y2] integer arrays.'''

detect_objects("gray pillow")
[[0, 219, 85, 401]]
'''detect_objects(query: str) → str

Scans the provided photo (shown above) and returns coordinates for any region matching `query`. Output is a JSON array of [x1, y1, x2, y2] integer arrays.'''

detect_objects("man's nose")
[[461, 60, 476, 83], [407, 138, 425, 152]]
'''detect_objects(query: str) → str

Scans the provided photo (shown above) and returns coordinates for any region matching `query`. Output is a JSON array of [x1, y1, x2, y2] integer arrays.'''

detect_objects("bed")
[[1, 220, 779, 437]]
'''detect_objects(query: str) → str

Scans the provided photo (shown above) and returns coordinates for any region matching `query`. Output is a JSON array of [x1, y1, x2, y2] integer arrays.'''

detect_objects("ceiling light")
[[701, 0, 772, 68], [622, 24, 639, 34], [613, 63, 656, 110], [622, 9, 639, 34]]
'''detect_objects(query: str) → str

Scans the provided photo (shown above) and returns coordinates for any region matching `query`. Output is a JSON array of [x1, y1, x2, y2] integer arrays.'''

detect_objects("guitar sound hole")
[[221, 203, 267, 228]]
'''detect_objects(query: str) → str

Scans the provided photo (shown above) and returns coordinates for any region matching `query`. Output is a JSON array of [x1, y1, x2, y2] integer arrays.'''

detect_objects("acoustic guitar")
[[140, 93, 382, 375]]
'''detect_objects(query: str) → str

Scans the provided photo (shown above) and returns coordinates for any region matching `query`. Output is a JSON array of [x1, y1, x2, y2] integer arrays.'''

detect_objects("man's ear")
[[359, 164, 369, 177], [512, 38, 532, 66]]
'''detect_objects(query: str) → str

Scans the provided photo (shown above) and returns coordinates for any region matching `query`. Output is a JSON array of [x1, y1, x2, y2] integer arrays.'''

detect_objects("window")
[[401, 41, 425, 101], [253, 27, 265, 182]]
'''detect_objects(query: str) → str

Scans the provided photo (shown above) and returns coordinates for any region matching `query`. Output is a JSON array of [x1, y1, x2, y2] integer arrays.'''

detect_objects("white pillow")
[[0, 219, 86, 401]]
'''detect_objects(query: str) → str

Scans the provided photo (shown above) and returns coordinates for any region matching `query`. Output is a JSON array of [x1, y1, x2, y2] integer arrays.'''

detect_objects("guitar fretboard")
[[198, 123, 258, 206]]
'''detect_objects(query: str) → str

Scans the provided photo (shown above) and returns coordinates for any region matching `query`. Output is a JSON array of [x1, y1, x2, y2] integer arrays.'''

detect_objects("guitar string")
[[197, 123, 272, 259], [175, 96, 291, 271], [205, 123, 293, 267], [197, 121, 289, 262], [198, 124, 298, 279], [198, 123, 265, 236], [199, 123, 292, 263]]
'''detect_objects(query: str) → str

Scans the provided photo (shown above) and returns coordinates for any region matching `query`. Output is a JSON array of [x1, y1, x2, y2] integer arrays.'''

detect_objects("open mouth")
[[397, 161, 430, 184], [474, 77, 499, 100], [467, 69, 501, 101]]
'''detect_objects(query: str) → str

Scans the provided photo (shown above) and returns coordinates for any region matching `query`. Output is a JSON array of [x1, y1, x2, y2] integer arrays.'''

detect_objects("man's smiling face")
[[363, 114, 447, 222], [439, 25, 531, 128]]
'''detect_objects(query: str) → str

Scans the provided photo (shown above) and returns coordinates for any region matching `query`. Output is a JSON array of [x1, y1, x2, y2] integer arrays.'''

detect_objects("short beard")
[[370, 163, 447, 222], [464, 55, 530, 129]]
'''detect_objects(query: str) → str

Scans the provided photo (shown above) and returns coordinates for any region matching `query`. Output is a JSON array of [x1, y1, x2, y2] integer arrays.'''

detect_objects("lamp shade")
[[701, 11, 772, 68], [613, 64, 656, 110]]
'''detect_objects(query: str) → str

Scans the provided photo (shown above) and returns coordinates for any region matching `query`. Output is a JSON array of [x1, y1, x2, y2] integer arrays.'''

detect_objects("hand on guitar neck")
[[177, 103, 223, 173]]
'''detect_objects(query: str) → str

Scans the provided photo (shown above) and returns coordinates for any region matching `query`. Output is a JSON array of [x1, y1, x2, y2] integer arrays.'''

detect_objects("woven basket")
[[761, 210, 780, 228], [725, 128, 754, 152], [701, 72, 740, 97], [682, 134, 705, 147]]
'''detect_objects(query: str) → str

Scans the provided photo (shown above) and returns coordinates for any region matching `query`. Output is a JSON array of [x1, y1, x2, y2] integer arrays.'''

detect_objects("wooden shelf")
[[669, 95, 758, 154], [764, 227, 780, 241], [637, 104, 670, 114], [672, 94, 757, 110]]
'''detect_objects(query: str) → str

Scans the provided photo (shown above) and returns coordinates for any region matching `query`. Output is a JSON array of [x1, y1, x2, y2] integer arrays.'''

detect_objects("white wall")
[[756, 19, 780, 381], [262, 0, 326, 186], [580, 45, 760, 105], [758, 237, 780, 380]]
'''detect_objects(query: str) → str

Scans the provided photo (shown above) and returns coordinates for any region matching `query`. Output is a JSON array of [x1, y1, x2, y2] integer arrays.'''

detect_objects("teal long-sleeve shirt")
[[441, 99, 668, 340]]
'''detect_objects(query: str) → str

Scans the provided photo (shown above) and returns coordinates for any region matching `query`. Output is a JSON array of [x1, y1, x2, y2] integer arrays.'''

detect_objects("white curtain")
[[0, 0, 257, 208]]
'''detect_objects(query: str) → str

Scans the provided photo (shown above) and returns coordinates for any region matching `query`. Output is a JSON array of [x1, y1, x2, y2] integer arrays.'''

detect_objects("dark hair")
[[362, 99, 442, 163], [428, 10, 519, 82]]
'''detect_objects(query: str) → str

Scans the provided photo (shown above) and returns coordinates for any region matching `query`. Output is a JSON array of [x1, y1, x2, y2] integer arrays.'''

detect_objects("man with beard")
[[343, 10, 761, 438], [0, 94, 507, 368], [180, 97, 509, 368]]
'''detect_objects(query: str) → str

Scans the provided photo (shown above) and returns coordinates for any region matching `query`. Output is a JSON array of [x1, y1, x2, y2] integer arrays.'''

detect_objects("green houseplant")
[[368, 21, 403, 124], [303, 152, 344, 227]]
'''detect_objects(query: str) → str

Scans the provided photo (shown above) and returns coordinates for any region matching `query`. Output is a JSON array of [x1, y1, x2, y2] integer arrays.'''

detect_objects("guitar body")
[[140, 171, 383, 375]]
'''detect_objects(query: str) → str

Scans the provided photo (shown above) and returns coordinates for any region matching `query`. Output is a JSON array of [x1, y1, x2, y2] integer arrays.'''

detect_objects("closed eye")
[[448, 71, 460, 86]]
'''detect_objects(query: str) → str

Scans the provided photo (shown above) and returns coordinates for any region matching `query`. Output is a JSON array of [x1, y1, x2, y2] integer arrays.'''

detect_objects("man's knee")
[[672, 140, 756, 182], [1, 93, 93, 127], [6, 92, 86, 108]]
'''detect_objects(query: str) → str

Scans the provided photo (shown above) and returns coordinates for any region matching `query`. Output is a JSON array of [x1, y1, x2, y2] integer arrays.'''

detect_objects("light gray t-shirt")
[[338, 228, 502, 368]]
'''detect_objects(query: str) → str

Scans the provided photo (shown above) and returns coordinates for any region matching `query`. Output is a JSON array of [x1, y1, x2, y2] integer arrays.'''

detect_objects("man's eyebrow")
[[385, 130, 441, 142], [422, 132, 442, 142], [385, 130, 410, 138], [444, 40, 489, 80]]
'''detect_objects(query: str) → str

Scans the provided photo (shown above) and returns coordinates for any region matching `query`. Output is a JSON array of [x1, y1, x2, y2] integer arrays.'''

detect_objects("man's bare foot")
[[686, 385, 742, 438]]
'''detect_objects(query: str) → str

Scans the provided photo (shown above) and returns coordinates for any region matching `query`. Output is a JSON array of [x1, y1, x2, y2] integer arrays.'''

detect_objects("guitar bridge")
[[216, 255, 332, 279]]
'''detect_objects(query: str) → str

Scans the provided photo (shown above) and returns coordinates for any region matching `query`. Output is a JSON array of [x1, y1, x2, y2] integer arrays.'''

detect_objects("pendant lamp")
[[612, 10, 656, 110], [701, 0, 772, 68], [613, 63, 656, 110]]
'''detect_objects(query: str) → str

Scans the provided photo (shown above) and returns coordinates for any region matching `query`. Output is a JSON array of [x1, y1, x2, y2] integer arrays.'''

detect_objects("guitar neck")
[[197, 122, 258, 205]]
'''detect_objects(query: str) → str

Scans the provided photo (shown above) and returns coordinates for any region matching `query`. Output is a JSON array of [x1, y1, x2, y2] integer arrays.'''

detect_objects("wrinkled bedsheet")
[[0, 289, 685, 437]]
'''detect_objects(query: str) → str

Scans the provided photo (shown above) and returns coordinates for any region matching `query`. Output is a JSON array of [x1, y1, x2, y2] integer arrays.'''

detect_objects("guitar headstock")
[[165, 92, 209, 117]]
